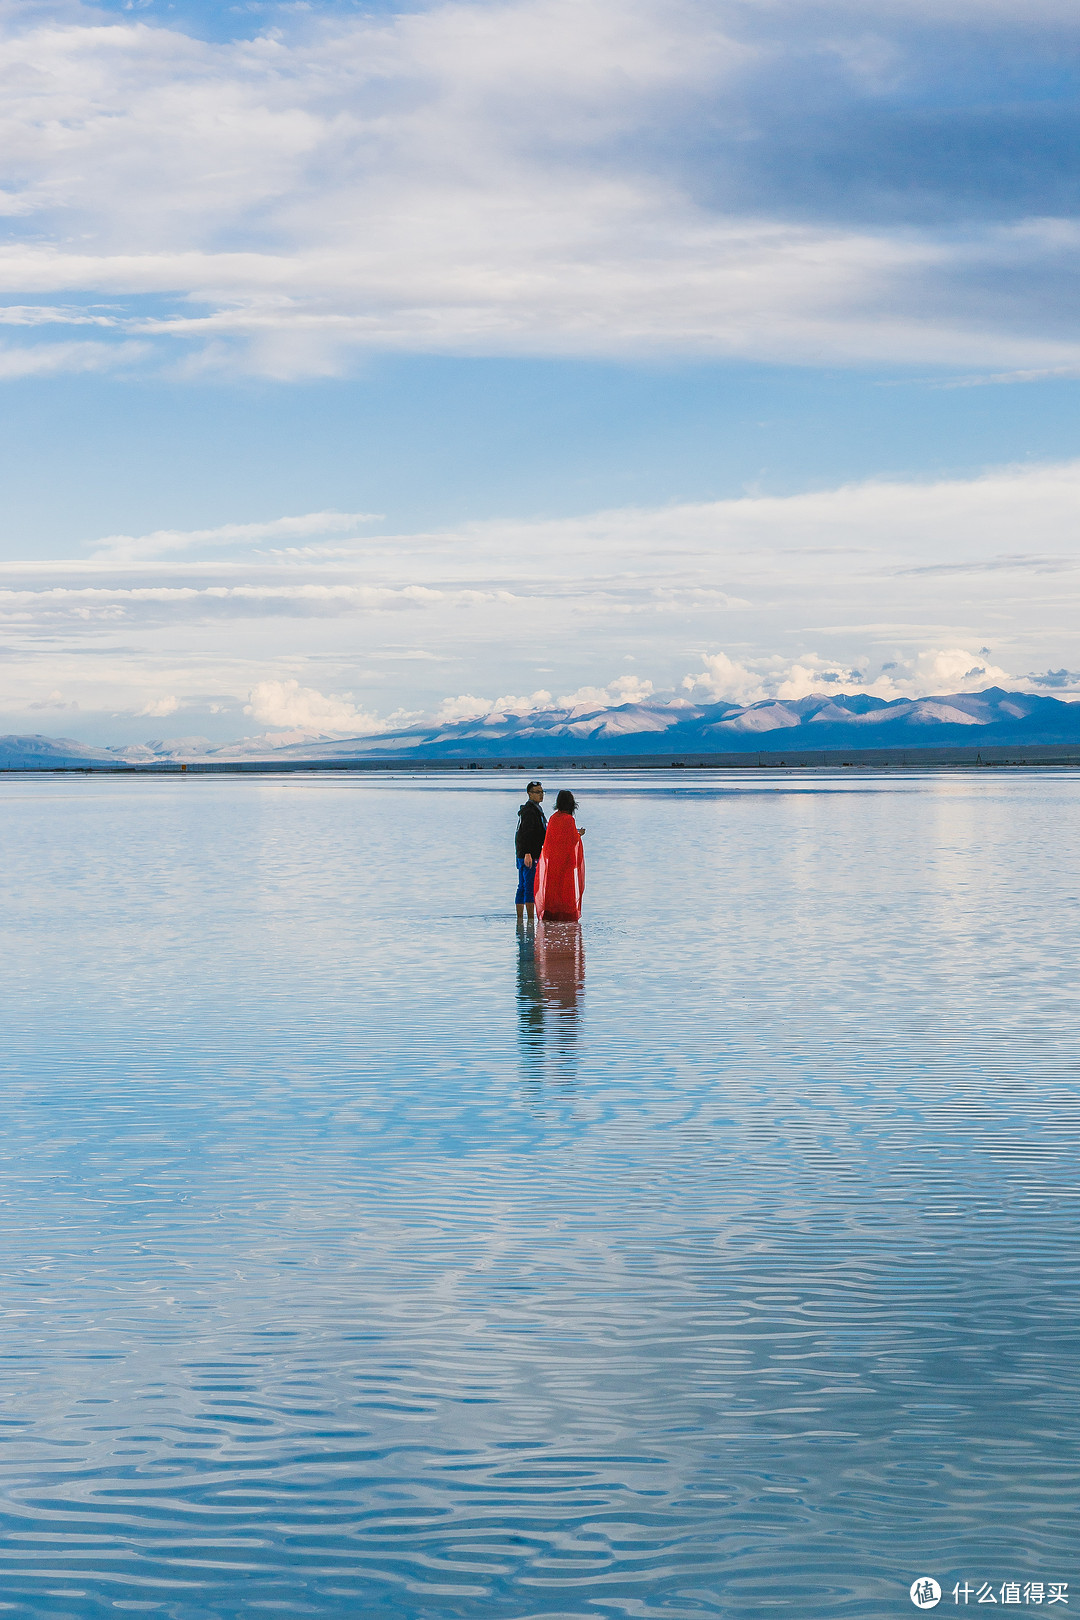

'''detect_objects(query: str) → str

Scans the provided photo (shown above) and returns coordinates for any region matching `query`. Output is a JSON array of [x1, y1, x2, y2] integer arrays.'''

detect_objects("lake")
[[0, 769, 1077, 1619]]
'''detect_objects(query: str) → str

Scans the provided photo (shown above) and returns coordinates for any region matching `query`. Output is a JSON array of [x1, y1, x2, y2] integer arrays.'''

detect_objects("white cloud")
[[244, 677, 389, 735], [0, 339, 147, 377], [0, 459, 1076, 728], [137, 694, 179, 717], [683, 646, 1028, 704], [435, 689, 555, 723], [775, 661, 860, 701], [0, 580, 452, 624], [27, 687, 76, 710], [0, 306, 118, 326], [881, 648, 1017, 697], [558, 674, 656, 708], [682, 652, 769, 705], [89, 511, 379, 563], [0, 0, 1073, 375], [432, 674, 656, 724]]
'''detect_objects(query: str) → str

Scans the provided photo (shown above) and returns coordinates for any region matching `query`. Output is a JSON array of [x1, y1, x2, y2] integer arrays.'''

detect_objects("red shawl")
[[535, 811, 585, 921]]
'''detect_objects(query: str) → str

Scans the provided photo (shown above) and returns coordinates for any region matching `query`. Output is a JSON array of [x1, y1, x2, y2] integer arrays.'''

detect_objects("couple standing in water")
[[515, 781, 585, 923]]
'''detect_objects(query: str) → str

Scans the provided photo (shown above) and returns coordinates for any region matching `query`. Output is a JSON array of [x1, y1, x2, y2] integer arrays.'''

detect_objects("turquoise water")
[[0, 770, 1077, 1618]]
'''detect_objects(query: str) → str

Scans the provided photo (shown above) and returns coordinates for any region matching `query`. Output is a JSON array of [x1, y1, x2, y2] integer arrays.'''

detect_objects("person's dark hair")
[[555, 789, 577, 814], [526, 780, 542, 792]]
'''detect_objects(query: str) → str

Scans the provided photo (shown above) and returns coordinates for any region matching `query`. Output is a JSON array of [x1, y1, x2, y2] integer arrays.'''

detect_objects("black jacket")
[[516, 800, 547, 860]]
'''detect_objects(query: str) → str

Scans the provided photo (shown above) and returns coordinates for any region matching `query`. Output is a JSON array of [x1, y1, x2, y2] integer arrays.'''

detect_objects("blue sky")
[[1, 0, 1079, 742]]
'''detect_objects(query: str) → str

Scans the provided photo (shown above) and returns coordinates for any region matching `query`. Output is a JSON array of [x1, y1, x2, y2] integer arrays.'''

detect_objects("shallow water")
[[0, 769, 1077, 1618]]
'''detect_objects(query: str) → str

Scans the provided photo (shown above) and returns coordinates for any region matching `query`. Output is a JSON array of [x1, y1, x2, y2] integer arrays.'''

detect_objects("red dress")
[[535, 811, 585, 921]]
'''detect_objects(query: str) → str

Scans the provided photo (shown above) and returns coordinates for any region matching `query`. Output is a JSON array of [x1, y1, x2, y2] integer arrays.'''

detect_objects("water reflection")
[[516, 920, 585, 1064], [4, 774, 1080, 1618]]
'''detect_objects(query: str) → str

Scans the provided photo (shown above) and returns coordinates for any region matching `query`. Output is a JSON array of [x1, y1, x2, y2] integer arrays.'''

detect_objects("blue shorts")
[[515, 857, 536, 905]]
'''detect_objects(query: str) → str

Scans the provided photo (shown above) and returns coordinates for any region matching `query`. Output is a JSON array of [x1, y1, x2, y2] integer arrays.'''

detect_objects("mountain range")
[[5, 687, 1080, 768]]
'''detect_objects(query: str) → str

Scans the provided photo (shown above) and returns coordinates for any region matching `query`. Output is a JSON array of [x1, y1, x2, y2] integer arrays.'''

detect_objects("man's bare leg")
[[516, 903, 525, 921], [526, 903, 535, 923]]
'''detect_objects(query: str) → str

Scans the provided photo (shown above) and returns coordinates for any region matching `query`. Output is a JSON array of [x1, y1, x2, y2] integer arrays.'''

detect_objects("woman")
[[535, 789, 586, 922]]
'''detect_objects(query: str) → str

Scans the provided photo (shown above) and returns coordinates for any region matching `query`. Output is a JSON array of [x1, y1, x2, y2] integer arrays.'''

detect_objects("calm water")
[[0, 770, 1078, 1619]]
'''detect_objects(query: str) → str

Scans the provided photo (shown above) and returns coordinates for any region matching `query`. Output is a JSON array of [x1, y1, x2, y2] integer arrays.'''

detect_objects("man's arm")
[[522, 802, 541, 865]]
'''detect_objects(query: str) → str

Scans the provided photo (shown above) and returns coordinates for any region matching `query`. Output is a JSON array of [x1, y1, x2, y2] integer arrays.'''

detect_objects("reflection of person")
[[535, 790, 586, 922], [517, 917, 585, 1064], [515, 780, 547, 922], [535, 921, 585, 1019], [516, 923, 545, 1057]]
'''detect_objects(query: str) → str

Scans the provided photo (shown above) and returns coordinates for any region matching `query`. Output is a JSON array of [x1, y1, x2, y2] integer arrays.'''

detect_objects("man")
[[515, 780, 546, 923]]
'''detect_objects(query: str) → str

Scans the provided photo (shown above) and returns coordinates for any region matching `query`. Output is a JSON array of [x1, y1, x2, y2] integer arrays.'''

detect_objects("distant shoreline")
[[8, 743, 1080, 776]]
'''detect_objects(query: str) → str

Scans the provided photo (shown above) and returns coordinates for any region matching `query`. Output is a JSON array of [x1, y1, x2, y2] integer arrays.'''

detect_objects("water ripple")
[[0, 772, 1077, 1616]]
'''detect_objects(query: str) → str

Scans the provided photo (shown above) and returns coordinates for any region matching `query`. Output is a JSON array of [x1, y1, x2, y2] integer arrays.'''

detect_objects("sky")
[[1, 0, 1080, 743]]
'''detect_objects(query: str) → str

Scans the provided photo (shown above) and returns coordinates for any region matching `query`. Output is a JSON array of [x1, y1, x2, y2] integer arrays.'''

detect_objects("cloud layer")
[[0, 457, 1076, 740], [0, 0, 1078, 375]]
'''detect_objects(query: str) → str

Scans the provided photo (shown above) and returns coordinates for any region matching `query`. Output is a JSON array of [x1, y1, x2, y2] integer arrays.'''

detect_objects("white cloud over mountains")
[[244, 678, 391, 735], [0, 0, 1078, 376], [0, 456, 1075, 739], [683, 647, 1019, 707], [432, 675, 656, 727]]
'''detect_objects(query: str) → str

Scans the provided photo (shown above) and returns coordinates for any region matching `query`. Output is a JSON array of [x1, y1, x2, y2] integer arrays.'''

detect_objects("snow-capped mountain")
[[136, 687, 1080, 761], [0, 734, 122, 769], [222, 686, 1080, 760], [2, 689, 1078, 769]]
